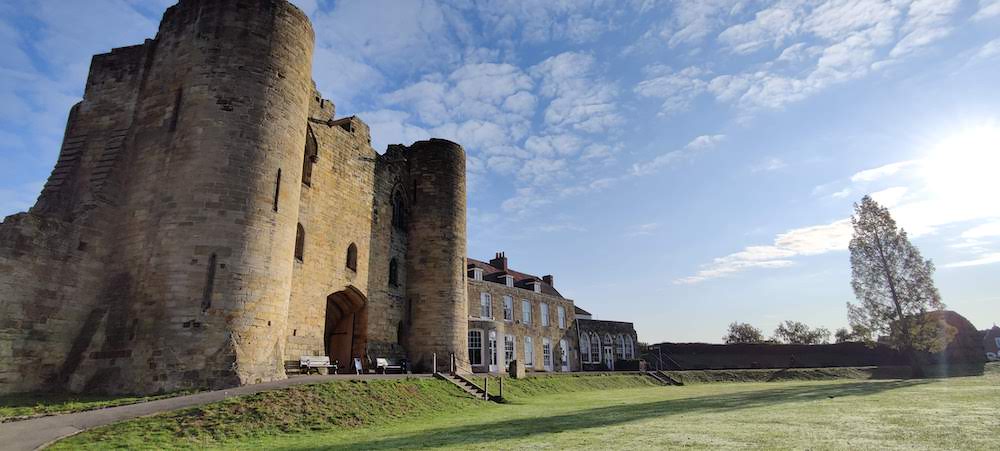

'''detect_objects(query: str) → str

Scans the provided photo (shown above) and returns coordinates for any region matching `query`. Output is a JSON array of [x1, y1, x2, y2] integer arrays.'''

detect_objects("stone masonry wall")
[[467, 279, 579, 372], [404, 140, 469, 373], [285, 105, 379, 366]]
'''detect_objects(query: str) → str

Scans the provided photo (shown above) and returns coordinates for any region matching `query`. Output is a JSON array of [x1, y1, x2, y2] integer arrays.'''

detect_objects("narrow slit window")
[[273, 169, 281, 212], [301, 126, 317, 187], [169, 88, 183, 132], [294, 224, 305, 262], [389, 258, 399, 286], [201, 253, 217, 311]]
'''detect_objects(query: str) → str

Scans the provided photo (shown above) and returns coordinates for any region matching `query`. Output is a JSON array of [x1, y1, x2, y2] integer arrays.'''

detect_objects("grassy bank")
[[662, 364, 989, 385], [50, 377, 480, 449], [488, 373, 660, 401], [0, 391, 192, 423], [55, 363, 1000, 450]]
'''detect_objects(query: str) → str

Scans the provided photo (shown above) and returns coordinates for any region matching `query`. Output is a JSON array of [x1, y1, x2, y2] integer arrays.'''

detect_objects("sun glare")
[[920, 122, 1000, 199]]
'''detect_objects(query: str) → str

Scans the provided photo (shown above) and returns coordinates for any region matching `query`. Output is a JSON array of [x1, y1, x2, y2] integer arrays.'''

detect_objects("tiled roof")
[[574, 306, 591, 316], [467, 257, 563, 298]]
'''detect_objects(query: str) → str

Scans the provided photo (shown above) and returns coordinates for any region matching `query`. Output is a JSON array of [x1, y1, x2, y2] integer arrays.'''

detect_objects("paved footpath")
[[0, 373, 431, 451]]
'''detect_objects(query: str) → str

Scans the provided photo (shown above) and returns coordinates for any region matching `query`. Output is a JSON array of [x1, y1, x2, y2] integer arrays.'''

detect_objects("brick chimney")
[[543, 275, 554, 287], [489, 252, 508, 272]]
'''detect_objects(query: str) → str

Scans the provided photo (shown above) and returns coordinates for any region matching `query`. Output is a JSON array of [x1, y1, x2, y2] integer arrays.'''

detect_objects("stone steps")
[[435, 372, 501, 402]]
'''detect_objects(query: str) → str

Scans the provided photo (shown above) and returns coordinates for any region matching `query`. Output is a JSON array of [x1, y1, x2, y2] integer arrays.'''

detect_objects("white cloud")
[[661, 0, 747, 48], [638, 0, 964, 114], [632, 134, 725, 176], [530, 52, 622, 133], [868, 186, 908, 208], [974, 0, 1000, 21], [850, 160, 918, 182], [971, 38, 1000, 62], [944, 253, 1000, 268], [718, 2, 803, 54], [677, 218, 852, 284], [626, 222, 662, 237], [751, 157, 788, 172], [635, 66, 709, 115], [961, 221, 1000, 239]]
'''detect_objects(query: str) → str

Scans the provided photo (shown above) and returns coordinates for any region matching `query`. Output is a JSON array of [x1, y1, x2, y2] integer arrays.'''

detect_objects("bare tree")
[[847, 196, 952, 376], [724, 322, 764, 344], [772, 321, 831, 344]]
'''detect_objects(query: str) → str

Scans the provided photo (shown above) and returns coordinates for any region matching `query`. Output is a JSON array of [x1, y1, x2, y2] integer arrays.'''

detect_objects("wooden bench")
[[374, 357, 407, 374], [300, 356, 336, 375]]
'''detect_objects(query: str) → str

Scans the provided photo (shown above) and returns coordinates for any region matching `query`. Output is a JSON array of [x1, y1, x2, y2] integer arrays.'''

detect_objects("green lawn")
[[54, 364, 1000, 450]]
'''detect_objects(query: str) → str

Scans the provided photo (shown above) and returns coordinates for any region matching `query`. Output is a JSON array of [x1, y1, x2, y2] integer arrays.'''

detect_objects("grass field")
[[53, 364, 1000, 450]]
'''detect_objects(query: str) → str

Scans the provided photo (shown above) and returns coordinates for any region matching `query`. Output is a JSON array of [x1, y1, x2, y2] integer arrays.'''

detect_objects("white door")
[[560, 339, 570, 372], [604, 346, 614, 371], [488, 331, 499, 373]]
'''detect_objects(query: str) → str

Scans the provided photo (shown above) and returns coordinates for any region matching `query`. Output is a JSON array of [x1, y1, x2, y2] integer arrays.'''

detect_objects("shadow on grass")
[[285, 379, 927, 450]]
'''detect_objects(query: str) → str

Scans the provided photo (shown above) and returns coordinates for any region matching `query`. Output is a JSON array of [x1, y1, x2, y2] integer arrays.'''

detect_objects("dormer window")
[[469, 268, 483, 281], [530, 281, 542, 293], [502, 275, 514, 287]]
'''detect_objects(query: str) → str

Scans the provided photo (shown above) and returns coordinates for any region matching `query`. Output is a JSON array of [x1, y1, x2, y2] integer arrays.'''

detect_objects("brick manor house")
[[0, 0, 638, 396]]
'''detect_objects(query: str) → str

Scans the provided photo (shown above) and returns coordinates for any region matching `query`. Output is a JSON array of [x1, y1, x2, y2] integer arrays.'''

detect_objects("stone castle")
[[0, 0, 637, 395]]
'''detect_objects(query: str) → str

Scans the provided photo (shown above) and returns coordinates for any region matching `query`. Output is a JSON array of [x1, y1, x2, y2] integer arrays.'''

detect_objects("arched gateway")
[[323, 286, 368, 372]]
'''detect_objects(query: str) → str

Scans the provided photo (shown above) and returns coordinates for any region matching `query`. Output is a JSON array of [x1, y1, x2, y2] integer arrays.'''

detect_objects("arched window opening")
[[388, 258, 399, 286], [346, 243, 358, 271], [590, 332, 601, 363], [294, 224, 305, 262], [616, 334, 626, 360], [391, 189, 406, 229], [580, 333, 591, 363], [301, 126, 318, 187], [625, 335, 635, 360]]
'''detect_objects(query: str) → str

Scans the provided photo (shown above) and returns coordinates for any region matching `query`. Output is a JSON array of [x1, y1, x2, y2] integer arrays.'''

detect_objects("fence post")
[[484, 377, 489, 400], [499, 377, 503, 400], [433, 353, 437, 375], [451, 353, 455, 374]]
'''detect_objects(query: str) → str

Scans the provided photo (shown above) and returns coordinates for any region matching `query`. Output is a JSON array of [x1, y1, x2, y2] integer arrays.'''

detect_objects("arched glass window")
[[580, 333, 591, 363], [294, 224, 305, 262], [388, 258, 398, 286], [590, 332, 601, 363], [616, 334, 626, 360], [346, 243, 358, 271], [391, 189, 406, 229]]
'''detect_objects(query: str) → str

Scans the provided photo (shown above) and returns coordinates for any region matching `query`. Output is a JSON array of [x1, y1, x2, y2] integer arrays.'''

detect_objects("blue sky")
[[1, 0, 998, 342]]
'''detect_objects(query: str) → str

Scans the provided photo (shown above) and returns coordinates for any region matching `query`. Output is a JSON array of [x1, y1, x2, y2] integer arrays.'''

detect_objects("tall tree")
[[724, 322, 764, 344], [772, 321, 831, 344], [847, 196, 950, 376], [834, 324, 872, 343]]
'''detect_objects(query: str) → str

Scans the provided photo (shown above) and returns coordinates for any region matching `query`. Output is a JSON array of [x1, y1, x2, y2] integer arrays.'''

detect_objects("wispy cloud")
[[676, 218, 852, 284], [626, 222, 662, 237], [632, 134, 726, 176], [850, 160, 918, 183], [751, 157, 788, 172], [944, 253, 1000, 268]]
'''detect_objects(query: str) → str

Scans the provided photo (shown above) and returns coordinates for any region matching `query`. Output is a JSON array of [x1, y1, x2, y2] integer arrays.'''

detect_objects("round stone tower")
[[109, 0, 315, 392], [404, 139, 469, 373]]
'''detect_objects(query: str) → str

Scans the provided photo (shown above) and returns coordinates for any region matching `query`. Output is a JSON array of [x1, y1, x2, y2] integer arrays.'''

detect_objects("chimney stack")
[[490, 252, 509, 272], [543, 275, 554, 287]]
